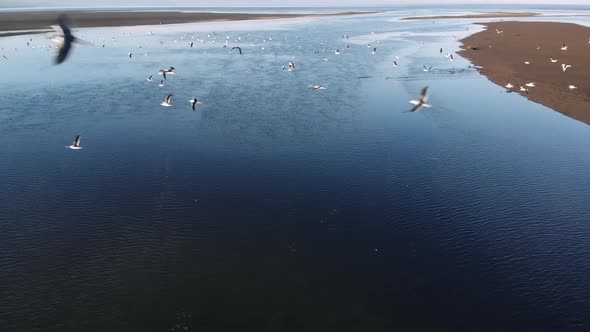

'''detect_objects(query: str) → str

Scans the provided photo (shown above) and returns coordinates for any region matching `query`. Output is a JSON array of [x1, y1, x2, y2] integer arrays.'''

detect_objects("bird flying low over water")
[[230, 46, 242, 54], [146, 75, 153, 81], [161, 94, 173, 107], [288, 61, 295, 71], [310, 85, 326, 91], [189, 97, 201, 110], [409, 87, 431, 112], [423, 66, 432, 72], [67, 135, 82, 150], [393, 61, 399, 67], [159, 80, 164, 87], [50, 15, 79, 64]]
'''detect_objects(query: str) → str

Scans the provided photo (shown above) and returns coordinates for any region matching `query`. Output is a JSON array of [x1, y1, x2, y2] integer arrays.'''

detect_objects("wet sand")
[[0, 10, 373, 36], [401, 12, 540, 20], [459, 21, 590, 125]]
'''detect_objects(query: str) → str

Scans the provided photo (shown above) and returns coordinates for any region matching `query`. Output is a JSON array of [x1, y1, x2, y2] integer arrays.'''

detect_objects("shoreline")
[[0, 10, 375, 37], [401, 12, 541, 20], [459, 21, 590, 125]]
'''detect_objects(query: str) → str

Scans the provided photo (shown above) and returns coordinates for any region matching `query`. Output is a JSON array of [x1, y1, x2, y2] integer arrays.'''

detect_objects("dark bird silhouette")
[[52, 15, 76, 64], [231, 46, 243, 54]]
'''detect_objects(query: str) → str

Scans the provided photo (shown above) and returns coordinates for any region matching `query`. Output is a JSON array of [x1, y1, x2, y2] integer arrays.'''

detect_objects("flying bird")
[[161, 94, 173, 107], [569, 85, 577, 90], [393, 61, 399, 67], [550, 57, 558, 63], [230, 46, 243, 54], [288, 61, 295, 71], [51, 15, 77, 64], [189, 97, 201, 110], [519, 86, 529, 94], [310, 85, 326, 91], [562, 64, 571, 72], [66, 135, 82, 150], [422, 66, 432, 72], [496, 29, 504, 34], [159, 80, 165, 87], [146, 75, 153, 81], [409, 87, 432, 112], [561, 44, 568, 50], [525, 82, 535, 87]]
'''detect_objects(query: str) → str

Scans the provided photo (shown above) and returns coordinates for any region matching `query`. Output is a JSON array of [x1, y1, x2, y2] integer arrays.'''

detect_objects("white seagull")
[[310, 85, 327, 91], [409, 87, 432, 112], [519, 86, 529, 94], [422, 66, 432, 72], [288, 61, 295, 71], [393, 61, 399, 67], [525, 82, 536, 87], [146, 75, 153, 81], [569, 85, 577, 90], [66, 135, 82, 150], [161, 94, 173, 107], [562, 64, 572, 72], [496, 29, 504, 34], [159, 80, 165, 87], [561, 44, 568, 50], [505, 83, 514, 89], [550, 57, 558, 63]]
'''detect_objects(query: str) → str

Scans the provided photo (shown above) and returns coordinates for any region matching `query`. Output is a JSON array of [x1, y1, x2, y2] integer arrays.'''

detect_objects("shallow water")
[[1, 7, 590, 332]]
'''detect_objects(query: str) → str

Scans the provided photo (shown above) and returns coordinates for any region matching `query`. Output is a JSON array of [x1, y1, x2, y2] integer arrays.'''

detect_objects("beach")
[[459, 21, 590, 125], [0, 10, 372, 36], [402, 12, 541, 20]]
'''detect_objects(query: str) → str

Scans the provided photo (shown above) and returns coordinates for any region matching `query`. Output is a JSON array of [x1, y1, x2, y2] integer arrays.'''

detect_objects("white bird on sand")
[[524, 61, 530, 65], [66, 135, 82, 150], [409, 87, 431, 112], [422, 66, 432, 72], [505, 83, 514, 89], [519, 86, 529, 94], [525, 82, 536, 87], [569, 85, 577, 90], [550, 57, 558, 63], [496, 29, 503, 34], [562, 64, 571, 72], [561, 44, 568, 50], [310, 85, 326, 91], [161, 94, 173, 107]]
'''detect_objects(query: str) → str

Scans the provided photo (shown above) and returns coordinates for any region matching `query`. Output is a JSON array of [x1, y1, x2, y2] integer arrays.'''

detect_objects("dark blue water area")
[[0, 9, 590, 332]]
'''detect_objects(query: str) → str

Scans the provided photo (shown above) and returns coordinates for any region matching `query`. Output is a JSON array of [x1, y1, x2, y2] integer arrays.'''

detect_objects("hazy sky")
[[4, 0, 589, 7]]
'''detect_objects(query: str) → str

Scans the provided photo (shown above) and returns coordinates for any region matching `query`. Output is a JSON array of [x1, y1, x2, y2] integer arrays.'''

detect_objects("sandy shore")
[[459, 21, 590, 125], [0, 10, 373, 36], [401, 12, 540, 20]]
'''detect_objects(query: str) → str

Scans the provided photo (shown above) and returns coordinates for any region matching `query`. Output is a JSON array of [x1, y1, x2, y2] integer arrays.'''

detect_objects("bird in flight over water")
[[409, 87, 432, 112], [66, 135, 82, 150]]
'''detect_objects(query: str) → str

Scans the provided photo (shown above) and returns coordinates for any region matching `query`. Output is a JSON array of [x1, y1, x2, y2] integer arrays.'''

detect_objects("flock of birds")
[[495, 28, 583, 94], [43, 14, 447, 149]]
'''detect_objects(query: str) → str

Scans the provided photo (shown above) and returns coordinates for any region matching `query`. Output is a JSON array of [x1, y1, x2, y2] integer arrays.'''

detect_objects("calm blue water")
[[1, 7, 590, 332]]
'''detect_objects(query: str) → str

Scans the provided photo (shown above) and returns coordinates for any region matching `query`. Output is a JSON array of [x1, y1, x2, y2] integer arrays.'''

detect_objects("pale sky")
[[3, 0, 589, 8]]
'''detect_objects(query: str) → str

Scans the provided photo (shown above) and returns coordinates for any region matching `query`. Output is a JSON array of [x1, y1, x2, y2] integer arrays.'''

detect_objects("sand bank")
[[459, 21, 590, 125], [0, 10, 374, 37]]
